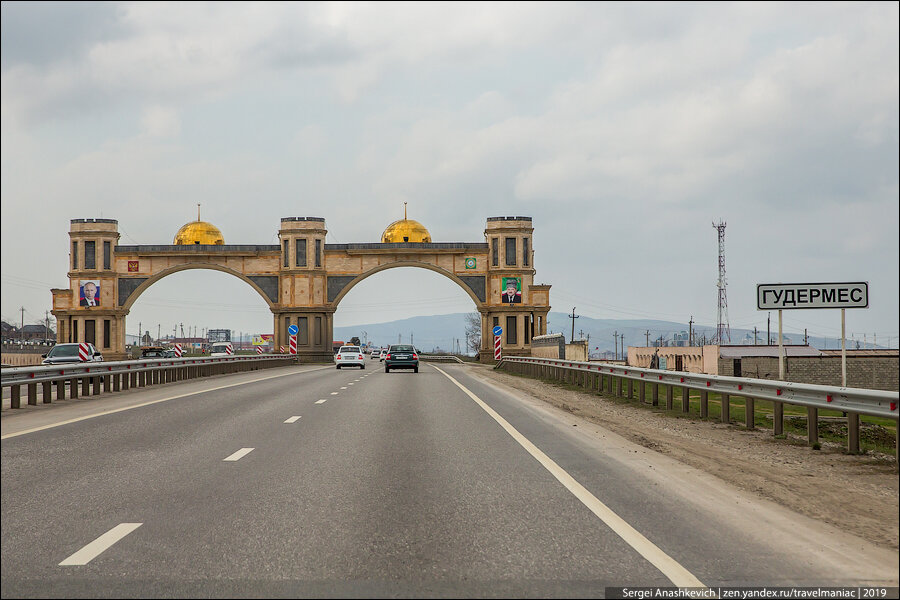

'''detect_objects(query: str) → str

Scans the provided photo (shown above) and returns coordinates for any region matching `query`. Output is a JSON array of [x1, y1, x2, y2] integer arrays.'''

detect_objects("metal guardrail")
[[419, 355, 466, 364], [496, 356, 898, 457], [2, 355, 298, 409]]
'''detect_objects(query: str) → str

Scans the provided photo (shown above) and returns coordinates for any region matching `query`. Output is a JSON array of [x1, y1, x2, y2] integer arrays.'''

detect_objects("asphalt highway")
[[1, 362, 896, 598]]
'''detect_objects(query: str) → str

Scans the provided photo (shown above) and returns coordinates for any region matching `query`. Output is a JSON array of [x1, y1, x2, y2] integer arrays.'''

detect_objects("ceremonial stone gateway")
[[52, 214, 551, 362]]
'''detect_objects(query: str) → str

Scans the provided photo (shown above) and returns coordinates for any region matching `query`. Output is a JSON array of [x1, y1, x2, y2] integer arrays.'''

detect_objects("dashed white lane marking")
[[284, 416, 302, 423], [432, 365, 706, 589], [3, 366, 335, 440], [59, 523, 143, 566], [223, 448, 254, 461], [348, 383, 355, 386], [330, 392, 339, 395], [316, 399, 328, 404], [340, 386, 348, 389]]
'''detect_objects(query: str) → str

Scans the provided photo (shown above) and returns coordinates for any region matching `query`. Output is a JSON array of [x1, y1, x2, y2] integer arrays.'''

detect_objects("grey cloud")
[[0, 1, 130, 69]]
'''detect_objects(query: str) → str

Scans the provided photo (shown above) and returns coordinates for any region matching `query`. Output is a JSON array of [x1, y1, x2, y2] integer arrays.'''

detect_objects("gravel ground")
[[468, 364, 899, 551]]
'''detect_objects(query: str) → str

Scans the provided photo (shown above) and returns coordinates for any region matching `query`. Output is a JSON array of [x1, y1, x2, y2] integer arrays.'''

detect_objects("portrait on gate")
[[501, 277, 522, 303], [79, 280, 101, 307]]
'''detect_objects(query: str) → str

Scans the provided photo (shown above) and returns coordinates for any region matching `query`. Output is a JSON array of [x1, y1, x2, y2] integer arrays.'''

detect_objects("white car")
[[335, 345, 366, 369], [370, 349, 382, 360]]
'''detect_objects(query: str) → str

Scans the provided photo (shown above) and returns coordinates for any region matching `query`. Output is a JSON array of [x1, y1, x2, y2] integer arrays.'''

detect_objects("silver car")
[[335, 345, 366, 369], [42, 343, 103, 365]]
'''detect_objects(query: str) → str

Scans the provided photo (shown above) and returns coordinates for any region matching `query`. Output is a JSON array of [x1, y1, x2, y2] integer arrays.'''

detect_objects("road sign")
[[288, 324, 299, 336], [289, 335, 297, 355], [174, 343, 183, 357], [493, 326, 502, 336], [78, 343, 90, 362], [757, 282, 868, 310], [494, 335, 502, 360]]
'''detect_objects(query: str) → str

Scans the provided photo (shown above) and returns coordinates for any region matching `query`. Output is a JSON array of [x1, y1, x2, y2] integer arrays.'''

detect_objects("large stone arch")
[[52, 216, 550, 362], [119, 263, 278, 312], [328, 261, 486, 309]]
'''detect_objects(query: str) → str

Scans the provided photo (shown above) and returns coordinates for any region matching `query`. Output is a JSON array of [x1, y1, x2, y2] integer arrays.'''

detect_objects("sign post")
[[757, 282, 869, 452], [288, 324, 299, 356], [493, 325, 502, 361]]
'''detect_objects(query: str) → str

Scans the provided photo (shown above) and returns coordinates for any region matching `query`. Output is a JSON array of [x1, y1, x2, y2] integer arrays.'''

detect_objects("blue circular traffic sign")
[[492, 326, 502, 336], [288, 324, 298, 336]]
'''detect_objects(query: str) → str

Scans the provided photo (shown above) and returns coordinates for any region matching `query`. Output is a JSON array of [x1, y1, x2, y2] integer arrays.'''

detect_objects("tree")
[[465, 312, 481, 355]]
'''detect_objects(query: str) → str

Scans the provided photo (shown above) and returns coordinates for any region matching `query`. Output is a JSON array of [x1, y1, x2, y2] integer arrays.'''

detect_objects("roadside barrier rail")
[[496, 356, 899, 458], [419, 355, 466, 364], [2, 355, 297, 410]]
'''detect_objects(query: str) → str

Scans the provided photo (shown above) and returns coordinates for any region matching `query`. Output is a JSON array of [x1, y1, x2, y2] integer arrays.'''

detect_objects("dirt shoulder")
[[467, 363, 899, 551]]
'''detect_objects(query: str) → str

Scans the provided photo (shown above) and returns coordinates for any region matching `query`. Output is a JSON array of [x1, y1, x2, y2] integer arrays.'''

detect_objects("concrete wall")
[[565, 341, 588, 362], [0, 352, 44, 366], [532, 333, 565, 359], [628, 346, 707, 373], [718, 355, 899, 391]]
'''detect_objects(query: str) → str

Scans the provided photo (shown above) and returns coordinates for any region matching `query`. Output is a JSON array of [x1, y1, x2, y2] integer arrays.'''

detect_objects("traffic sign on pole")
[[174, 343, 183, 357], [288, 324, 299, 336], [494, 335, 502, 360], [289, 335, 297, 355], [493, 326, 503, 336]]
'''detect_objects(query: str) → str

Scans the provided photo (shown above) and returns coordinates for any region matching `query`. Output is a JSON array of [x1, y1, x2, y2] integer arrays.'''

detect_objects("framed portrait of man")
[[501, 277, 522, 304], [80, 280, 101, 307]]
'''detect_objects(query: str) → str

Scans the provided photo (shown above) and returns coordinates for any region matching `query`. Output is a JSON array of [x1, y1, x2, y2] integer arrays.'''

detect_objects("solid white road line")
[[223, 448, 255, 461], [284, 416, 302, 423], [316, 399, 328, 404], [3, 366, 334, 440], [59, 523, 143, 566], [432, 365, 706, 589]]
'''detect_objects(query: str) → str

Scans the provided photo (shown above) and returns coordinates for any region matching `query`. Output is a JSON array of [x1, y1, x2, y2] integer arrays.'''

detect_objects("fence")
[[2, 355, 297, 409], [496, 356, 899, 459]]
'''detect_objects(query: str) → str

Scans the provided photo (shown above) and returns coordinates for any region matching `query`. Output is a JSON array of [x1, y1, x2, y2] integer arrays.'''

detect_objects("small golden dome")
[[381, 203, 431, 243], [174, 205, 225, 245]]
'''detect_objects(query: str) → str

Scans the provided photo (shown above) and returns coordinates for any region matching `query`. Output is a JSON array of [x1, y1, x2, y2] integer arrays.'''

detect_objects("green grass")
[[505, 368, 897, 456]]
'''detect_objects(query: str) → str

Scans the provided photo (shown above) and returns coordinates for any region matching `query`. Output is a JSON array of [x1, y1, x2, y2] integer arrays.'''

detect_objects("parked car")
[[139, 346, 167, 358], [384, 344, 418, 373], [41, 343, 103, 365], [336, 345, 365, 369]]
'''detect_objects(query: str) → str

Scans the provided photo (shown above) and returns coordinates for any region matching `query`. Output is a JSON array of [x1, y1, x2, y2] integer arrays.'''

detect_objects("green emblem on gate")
[[464, 257, 476, 269]]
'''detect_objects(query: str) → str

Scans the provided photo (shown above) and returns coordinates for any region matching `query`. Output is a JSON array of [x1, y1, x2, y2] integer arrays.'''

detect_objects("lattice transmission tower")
[[713, 220, 731, 344]]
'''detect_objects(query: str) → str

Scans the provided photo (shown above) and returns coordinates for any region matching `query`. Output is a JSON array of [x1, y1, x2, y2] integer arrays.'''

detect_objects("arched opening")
[[125, 268, 274, 355], [333, 266, 481, 356]]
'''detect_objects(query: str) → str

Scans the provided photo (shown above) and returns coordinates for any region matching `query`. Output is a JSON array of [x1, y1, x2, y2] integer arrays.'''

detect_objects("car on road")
[[210, 342, 233, 357], [384, 344, 418, 373], [41, 343, 103, 365], [335, 345, 366, 369], [139, 346, 167, 358], [371, 349, 382, 360]]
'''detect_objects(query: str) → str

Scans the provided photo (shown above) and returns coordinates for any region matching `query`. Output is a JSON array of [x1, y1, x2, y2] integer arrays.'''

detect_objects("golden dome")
[[381, 203, 431, 243], [174, 206, 225, 245]]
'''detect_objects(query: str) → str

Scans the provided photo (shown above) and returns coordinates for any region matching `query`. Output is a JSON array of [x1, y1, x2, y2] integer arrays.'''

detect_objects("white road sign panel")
[[757, 282, 868, 310]]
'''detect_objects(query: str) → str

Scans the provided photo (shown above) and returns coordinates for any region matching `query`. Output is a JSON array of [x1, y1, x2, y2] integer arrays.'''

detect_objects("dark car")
[[41, 343, 103, 365], [384, 344, 418, 373]]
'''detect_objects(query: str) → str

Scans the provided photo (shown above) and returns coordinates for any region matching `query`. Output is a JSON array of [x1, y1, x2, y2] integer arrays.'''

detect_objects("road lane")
[[2, 361, 895, 598]]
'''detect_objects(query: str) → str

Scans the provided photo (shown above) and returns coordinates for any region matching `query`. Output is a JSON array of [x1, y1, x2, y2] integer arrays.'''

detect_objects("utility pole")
[[569, 307, 579, 342], [19, 306, 25, 343], [645, 330, 650, 347], [411, 332, 414, 347], [767, 313, 771, 346], [620, 334, 625, 361], [613, 331, 618, 361], [45, 310, 50, 344], [362, 330, 368, 345], [712, 220, 731, 343], [689, 316, 693, 346], [804, 328, 808, 345], [753, 326, 758, 345], [157, 324, 161, 345]]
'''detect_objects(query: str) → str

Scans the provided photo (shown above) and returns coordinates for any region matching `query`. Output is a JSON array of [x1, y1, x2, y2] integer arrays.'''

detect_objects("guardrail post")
[[92, 376, 101, 395], [56, 379, 65, 401], [82, 377, 90, 397], [627, 378, 634, 399], [652, 383, 660, 407], [745, 397, 755, 429], [700, 390, 708, 419], [103, 375, 111, 393], [681, 387, 690, 412], [617, 376, 623, 397], [28, 383, 37, 406], [721, 394, 730, 423], [11, 384, 21, 409], [70, 377, 78, 398], [113, 374, 120, 392], [42, 381, 52, 404], [639, 380, 646, 403], [665, 385, 673, 410], [774, 401, 783, 436], [807, 407, 818, 446], [847, 414, 859, 454]]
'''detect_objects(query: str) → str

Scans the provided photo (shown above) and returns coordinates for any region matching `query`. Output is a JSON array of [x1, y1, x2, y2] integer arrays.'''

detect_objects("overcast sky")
[[2, 2, 898, 346]]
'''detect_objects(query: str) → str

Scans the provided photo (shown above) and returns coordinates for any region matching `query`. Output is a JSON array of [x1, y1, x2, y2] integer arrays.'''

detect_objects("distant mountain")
[[335, 312, 843, 354]]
